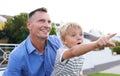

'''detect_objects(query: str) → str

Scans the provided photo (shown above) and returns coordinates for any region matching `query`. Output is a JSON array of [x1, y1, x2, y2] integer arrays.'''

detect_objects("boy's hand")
[[95, 33, 116, 48]]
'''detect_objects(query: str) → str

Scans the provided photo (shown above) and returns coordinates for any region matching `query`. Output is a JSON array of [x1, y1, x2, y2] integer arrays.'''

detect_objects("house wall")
[[82, 38, 120, 70], [82, 47, 120, 70]]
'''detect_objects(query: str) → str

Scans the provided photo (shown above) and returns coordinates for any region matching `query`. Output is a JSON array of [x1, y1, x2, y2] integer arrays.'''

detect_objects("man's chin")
[[42, 35, 49, 39], [38, 34, 49, 39]]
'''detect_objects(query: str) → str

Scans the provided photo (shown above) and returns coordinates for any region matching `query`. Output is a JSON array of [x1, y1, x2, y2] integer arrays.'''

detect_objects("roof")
[[84, 32, 100, 41]]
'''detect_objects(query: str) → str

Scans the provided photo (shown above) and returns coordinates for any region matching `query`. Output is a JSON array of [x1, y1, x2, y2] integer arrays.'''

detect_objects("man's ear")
[[26, 20, 31, 30]]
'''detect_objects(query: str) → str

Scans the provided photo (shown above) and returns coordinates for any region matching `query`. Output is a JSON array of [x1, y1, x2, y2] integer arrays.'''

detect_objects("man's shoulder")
[[10, 40, 27, 57], [48, 35, 59, 39], [48, 35, 61, 42], [48, 35, 62, 45]]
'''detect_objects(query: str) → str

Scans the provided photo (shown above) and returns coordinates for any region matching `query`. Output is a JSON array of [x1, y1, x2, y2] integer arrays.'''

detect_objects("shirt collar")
[[26, 36, 50, 54], [26, 36, 36, 54]]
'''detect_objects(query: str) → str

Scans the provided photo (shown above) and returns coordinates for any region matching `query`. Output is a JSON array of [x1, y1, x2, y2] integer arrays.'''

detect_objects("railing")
[[0, 43, 18, 70]]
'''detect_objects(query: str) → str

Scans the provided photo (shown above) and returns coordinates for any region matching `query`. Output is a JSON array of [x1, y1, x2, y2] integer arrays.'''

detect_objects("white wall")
[[82, 47, 120, 70]]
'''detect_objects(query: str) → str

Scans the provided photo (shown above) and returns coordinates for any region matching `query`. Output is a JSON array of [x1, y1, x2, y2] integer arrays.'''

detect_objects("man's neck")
[[30, 36, 46, 54]]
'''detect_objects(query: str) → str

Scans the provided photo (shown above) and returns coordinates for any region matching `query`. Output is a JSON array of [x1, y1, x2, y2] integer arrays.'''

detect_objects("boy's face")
[[63, 27, 83, 48]]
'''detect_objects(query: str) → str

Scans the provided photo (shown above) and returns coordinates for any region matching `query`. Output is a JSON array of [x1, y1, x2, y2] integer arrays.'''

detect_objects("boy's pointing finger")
[[106, 33, 116, 40]]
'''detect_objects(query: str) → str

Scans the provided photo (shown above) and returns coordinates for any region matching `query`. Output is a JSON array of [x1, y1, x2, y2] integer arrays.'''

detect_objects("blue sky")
[[0, 0, 120, 35]]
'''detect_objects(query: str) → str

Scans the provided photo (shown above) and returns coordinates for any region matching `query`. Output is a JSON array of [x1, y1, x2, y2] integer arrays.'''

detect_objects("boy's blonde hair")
[[59, 22, 82, 40]]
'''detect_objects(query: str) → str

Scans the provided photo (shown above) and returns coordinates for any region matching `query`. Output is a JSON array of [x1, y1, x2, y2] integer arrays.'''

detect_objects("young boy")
[[51, 22, 116, 76]]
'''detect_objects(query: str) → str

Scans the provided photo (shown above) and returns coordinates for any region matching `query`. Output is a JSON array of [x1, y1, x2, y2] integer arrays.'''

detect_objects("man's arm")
[[2, 53, 22, 76]]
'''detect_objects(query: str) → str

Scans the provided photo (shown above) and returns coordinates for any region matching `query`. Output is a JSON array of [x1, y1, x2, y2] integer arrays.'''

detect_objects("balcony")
[[0, 43, 18, 70]]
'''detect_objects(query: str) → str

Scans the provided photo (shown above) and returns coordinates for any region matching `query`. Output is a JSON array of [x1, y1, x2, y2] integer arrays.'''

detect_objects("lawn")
[[88, 73, 120, 76]]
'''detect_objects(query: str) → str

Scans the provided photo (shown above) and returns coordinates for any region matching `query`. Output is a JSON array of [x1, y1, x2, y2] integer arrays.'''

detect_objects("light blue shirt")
[[3, 35, 62, 76]]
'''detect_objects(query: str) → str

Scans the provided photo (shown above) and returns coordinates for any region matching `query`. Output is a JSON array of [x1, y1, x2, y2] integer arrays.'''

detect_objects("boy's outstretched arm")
[[62, 33, 116, 60]]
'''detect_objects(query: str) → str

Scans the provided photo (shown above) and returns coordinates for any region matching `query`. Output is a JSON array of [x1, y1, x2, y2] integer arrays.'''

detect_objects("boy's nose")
[[78, 35, 83, 39]]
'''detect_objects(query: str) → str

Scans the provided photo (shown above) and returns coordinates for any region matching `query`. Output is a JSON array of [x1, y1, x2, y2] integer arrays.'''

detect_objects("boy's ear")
[[62, 38, 66, 44]]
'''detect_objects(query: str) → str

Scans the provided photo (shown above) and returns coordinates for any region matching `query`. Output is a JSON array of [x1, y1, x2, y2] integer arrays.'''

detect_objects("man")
[[3, 7, 62, 76]]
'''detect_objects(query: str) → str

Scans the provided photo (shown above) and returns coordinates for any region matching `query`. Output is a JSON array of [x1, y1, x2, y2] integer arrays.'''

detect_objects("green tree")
[[2, 13, 57, 44], [112, 46, 120, 54], [50, 23, 57, 35], [3, 13, 29, 43]]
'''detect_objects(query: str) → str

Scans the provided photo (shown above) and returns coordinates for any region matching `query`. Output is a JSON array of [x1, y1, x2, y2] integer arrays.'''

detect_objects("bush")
[[112, 46, 120, 54]]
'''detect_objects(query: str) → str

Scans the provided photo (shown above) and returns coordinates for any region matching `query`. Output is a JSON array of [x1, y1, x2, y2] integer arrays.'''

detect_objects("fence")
[[0, 43, 18, 70]]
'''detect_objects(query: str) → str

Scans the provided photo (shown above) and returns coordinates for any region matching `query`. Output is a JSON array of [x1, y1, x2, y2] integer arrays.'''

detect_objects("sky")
[[0, 0, 120, 35]]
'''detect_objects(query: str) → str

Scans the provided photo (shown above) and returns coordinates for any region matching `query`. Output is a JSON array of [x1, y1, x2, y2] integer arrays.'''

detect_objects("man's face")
[[27, 11, 52, 39]]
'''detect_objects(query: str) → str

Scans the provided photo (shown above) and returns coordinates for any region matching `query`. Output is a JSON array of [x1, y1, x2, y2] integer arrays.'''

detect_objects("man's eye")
[[48, 20, 51, 24], [39, 20, 45, 23]]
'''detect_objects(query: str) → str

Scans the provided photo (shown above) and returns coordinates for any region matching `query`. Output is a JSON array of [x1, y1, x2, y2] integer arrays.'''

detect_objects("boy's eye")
[[71, 34, 76, 37], [80, 34, 83, 36]]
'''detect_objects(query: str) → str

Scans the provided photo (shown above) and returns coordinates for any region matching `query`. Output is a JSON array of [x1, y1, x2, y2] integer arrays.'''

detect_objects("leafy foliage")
[[1, 13, 57, 44], [110, 40, 120, 54], [112, 46, 120, 54], [3, 13, 29, 43], [50, 23, 57, 35]]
